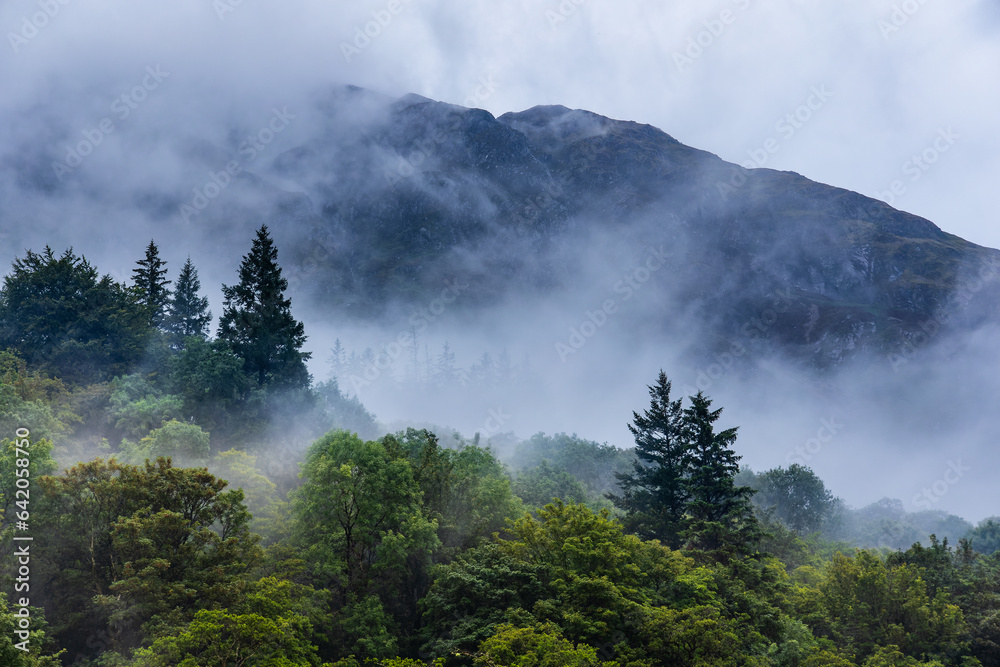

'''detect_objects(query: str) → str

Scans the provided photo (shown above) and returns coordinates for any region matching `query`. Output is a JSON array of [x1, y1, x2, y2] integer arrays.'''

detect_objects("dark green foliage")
[[608, 370, 688, 546], [680, 391, 759, 555], [131, 240, 171, 328], [0, 247, 151, 384], [34, 458, 260, 661], [218, 225, 311, 389], [163, 256, 212, 345], [610, 372, 759, 555]]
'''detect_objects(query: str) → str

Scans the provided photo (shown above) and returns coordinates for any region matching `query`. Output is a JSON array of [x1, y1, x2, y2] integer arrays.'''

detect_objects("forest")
[[1, 226, 999, 666]]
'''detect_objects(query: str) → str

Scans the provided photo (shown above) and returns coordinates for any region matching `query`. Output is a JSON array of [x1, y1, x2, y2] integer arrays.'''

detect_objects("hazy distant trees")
[[164, 256, 212, 344], [132, 240, 171, 328], [742, 464, 836, 534], [218, 225, 311, 389]]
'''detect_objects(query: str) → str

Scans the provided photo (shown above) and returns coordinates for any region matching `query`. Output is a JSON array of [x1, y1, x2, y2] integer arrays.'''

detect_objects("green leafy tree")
[[608, 370, 688, 546], [816, 550, 968, 663], [132, 240, 171, 328], [292, 430, 439, 599], [473, 622, 615, 666], [748, 465, 836, 535], [163, 256, 212, 345], [218, 225, 311, 389], [168, 337, 259, 440], [35, 458, 260, 659], [0, 247, 150, 383], [513, 460, 590, 509]]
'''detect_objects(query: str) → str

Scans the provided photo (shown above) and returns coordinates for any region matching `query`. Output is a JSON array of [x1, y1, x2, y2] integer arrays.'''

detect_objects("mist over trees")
[[1, 230, 999, 665]]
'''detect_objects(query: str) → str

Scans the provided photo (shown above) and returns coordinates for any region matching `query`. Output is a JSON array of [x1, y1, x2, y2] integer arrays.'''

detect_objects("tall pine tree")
[[680, 391, 759, 556], [132, 240, 171, 328], [608, 370, 689, 546], [164, 257, 212, 345], [217, 225, 311, 389]]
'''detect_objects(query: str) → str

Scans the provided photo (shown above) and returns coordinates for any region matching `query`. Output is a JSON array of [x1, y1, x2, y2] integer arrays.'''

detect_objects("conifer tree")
[[164, 257, 212, 344], [609, 370, 688, 546], [217, 225, 311, 389], [132, 240, 171, 327], [680, 391, 759, 555]]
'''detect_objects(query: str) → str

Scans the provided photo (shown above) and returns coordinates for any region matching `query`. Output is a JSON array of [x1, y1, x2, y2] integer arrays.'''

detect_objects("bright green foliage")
[[813, 550, 968, 663], [119, 419, 210, 465], [381, 428, 522, 556], [420, 541, 550, 657], [637, 605, 742, 667], [35, 458, 260, 659], [473, 622, 615, 666], [131, 240, 171, 329], [0, 247, 151, 384], [0, 595, 64, 666], [163, 256, 212, 345], [211, 449, 284, 541], [423, 500, 707, 657], [127, 608, 321, 666], [339, 595, 399, 660], [218, 225, 311, 389]]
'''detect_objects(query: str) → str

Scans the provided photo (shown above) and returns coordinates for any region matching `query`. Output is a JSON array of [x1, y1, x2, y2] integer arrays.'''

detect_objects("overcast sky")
[[3, 0, 998, 247]]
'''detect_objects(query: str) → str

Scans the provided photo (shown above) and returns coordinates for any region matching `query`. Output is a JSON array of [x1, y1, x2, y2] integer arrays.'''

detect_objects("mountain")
[[7, 86, 999, 367]]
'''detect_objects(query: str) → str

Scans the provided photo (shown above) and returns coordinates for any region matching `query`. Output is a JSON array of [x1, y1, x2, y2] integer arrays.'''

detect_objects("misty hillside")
[[10, 86, 998, 368]]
